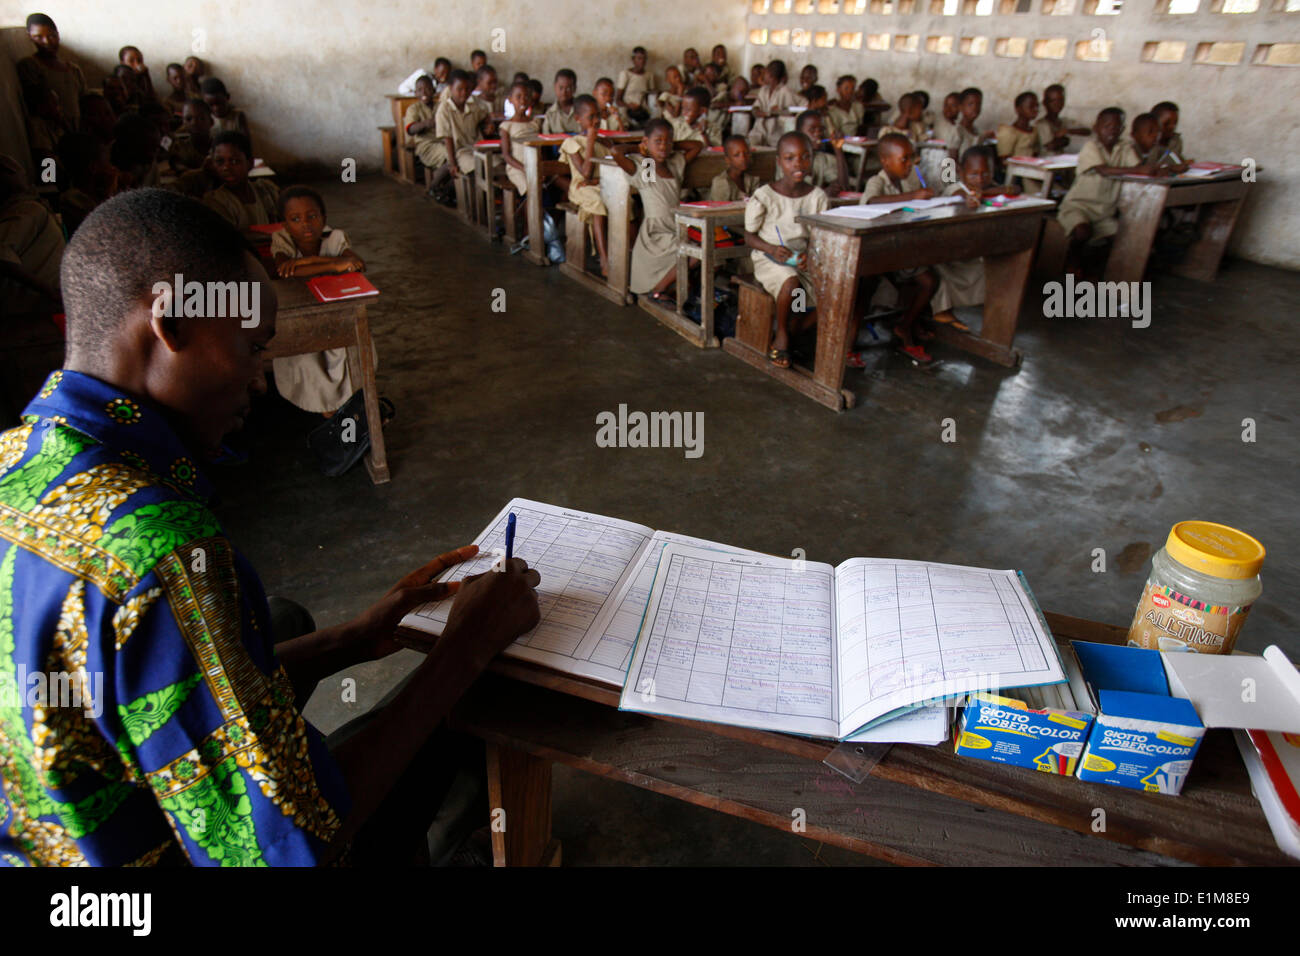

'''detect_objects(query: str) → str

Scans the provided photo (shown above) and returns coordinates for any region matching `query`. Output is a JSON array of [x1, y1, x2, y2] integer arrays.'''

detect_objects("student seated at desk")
[[857, 78, 887, 128], [616, 47, 656, 127], [828, 75, 864, 138], [932, 91, 961, 146], [996, 91, 1042, 176], [1152, 101, 1190, 166], [723, 76, 752, 139], [201, 78, 249, 144], [426, 70, 487, 204], [914, 90, 936, 137], [659, 66, 686, 118], [544, 69, 580, 133], [17, 13, 86, 131], [470, 48, 488, 73], [202, 130, 278, 230], [749, 60, 804, 148], [269, 185, 376, 426], [472, 65, 504, 126], [744, 131, 830, 369], [951, 87, 994, 161], [183, 55, 205, 97], [776, 111, 847, 197], [500, 81, 542, 205], [930, 147, 1017, 334], [561, 96, 612, 277], [610, 119, 703, 303], [1056, 108, 1162, 276], [669, 87, 713, 147], [679, 48, 703, 86], [593, 77, 628, 131], [118, 46, 156, 102], [710, 135, 761, 201], [1036, 84, 1089, 154], [163, 62, 189, 119], [711, 44, 732, 86], [803, 84, 829, 115], [858, 134, 940, 366], [878, 92, 925, 145], [797, 65, 818, 102], [169, 100, 221, 197], [404, 74, 442, 184]]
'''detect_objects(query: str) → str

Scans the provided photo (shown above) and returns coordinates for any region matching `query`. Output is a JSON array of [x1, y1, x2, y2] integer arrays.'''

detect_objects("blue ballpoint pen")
[[505, 513, 516, 561]]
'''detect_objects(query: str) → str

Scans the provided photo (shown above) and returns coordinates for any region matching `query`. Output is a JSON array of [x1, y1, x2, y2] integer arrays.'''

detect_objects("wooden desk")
[[1105, 167, 1250, 285], [401, 611, 1293, 866], [520, 133, 642, 268], [596, 148, 778, 308], [660, 202, 750, 348], [721, 199, 1053, 412], [385, 93, 420, 185], [266, 279, 389, 484], [1006, 157, 1077, 198]]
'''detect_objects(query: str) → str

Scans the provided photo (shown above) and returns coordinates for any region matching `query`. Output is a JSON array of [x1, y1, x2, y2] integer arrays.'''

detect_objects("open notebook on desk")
[[618, 544, 1065, 740], [400, 499, 771, 686]]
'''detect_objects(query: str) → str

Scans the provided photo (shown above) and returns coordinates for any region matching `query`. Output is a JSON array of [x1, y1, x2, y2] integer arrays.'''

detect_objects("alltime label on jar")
[[1126, 582, 1251, 654]]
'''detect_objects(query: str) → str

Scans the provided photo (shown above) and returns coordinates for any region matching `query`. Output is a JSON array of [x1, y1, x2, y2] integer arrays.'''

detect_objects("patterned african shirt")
[[0, 370, 350, 866]]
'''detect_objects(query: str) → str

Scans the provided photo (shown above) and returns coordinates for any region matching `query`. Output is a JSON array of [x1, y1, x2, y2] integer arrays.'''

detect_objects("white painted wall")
[[0, 0, 748, 164], [741, 1, 1299, 268], [2, 0, 1294, 267]]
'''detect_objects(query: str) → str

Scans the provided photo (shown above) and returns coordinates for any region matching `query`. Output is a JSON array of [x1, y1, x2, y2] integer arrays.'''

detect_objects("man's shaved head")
[[62, 188, 255, 364], [61, 188, 276, 457]]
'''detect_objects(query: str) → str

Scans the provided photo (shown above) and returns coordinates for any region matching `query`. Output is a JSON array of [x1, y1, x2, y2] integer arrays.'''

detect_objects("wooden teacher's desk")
[[396, 612, 1292, 867]]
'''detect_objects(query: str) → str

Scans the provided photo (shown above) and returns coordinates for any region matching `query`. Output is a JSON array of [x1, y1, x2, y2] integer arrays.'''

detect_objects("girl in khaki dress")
[[744, 132, 829, 368], [561, 96, 612, 276], [500, 82, 542, 196], [610, 119, 703, 300], [270, 186, 374, 415]]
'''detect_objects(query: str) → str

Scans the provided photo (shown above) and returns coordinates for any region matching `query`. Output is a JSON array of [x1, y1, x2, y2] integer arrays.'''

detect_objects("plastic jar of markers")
[[1126, 521, 1265, 655]]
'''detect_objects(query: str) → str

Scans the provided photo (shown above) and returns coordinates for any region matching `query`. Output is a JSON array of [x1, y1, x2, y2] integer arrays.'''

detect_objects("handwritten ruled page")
[[620, 545, 842, 738], [835, 558, 1064, 736], [399, 499, 654, 685], [582, 530, 767, 684]]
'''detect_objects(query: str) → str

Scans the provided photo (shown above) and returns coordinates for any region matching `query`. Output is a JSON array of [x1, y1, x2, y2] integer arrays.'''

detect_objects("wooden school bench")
[[721, 198, 1056, 412], [1104, 164, 1252, 285], [266, 278, 389, 484], [396, 612, 1293, 866]]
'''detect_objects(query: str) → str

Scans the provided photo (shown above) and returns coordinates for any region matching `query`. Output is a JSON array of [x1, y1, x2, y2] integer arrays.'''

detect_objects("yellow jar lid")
[[1165, 521, 1265, 579]]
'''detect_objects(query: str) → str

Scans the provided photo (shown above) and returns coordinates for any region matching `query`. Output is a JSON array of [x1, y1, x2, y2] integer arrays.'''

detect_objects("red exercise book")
[[306, 273, 380, 303], [474, 139, 501, 147]]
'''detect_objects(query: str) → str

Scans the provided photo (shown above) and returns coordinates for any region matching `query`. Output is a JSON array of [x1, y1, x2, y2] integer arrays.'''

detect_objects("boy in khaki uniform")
[[544, 69, 580, 134], [616, 47, 656, 126], [403, 75, 445, 169], [1057, 109, 1161, 271]]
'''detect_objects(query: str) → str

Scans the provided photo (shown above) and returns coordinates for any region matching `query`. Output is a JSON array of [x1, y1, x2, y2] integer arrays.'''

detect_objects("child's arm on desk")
[[830, 133, 849, 195], [609, 142, 640, 175], [275, 249, 365, 278], [569, 128, 601, 180]]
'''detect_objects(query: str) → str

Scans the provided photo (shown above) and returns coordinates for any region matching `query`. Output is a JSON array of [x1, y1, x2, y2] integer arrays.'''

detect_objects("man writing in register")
[[0, 189, 541, 866]]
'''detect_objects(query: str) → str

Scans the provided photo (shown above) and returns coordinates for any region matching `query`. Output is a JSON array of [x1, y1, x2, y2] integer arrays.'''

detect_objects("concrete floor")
[[216, 176, 1300, 865]]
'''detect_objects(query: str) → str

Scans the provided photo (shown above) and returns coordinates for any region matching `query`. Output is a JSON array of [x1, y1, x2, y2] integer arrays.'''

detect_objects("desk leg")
[[1171, 197, 1242, 283], [1106, 182, 1167, 284], [675, 218, 690, 328], [486, 742, 560, 867], [347, 304, 389, 484], [700, 225, 717, 348], [808, 229, 862, 411], [603, 174, 632, 305], [523, 150, 546, 265], [934, 245, 1031, 368]]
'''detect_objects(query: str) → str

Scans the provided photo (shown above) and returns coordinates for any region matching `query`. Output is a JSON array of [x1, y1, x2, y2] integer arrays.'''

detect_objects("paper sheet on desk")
[[843, 706, 949, 745], [825, 196, 964, 220]]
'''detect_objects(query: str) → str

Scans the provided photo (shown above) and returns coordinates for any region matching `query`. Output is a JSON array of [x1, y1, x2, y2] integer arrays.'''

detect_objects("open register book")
[[618, 544, 1066, 739], [398, 499, 1062, 742]]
